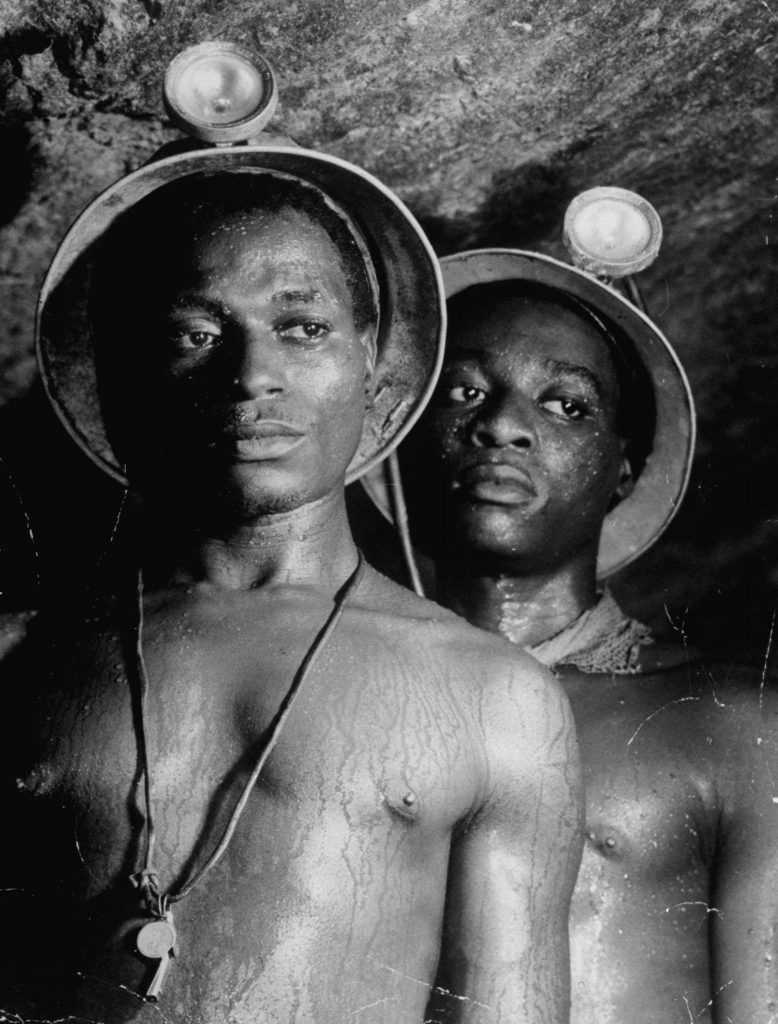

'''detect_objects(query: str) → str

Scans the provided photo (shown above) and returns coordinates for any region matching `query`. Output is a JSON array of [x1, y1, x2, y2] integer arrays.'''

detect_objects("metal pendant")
[[137, 912, 177, 1002]]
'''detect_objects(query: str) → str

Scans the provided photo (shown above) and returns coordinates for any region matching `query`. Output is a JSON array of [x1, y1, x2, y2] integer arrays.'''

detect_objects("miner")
[[384, 249, 778, 1024], [0, 157, 581, 1023]]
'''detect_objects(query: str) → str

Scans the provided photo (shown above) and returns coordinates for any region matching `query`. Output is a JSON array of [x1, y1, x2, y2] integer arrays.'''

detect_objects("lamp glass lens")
[[176, 54, 265, 125], [572, 197, 652, 261]]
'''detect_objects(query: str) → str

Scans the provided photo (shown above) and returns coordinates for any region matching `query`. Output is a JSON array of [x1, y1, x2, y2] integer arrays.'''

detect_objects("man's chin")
[[436, 504, 604, 578], [209, 471, 311, 517], [459, 494, 542, 532], [203, 459, 347, 519], [135, 445, 348, 520], [436, 501, 549, 563]]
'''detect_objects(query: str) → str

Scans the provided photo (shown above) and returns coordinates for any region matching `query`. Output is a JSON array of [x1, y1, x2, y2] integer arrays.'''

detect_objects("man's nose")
[[469, 394, 536, 449], [228, 330, 286, 400]]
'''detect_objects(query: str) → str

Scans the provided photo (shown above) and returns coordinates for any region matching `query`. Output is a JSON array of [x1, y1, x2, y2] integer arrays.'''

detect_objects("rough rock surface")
[[1, 0, 777, 662]]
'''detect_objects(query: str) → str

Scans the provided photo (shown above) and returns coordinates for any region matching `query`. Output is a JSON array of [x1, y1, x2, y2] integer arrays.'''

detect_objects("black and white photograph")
[[1, 2, 776, 1020]]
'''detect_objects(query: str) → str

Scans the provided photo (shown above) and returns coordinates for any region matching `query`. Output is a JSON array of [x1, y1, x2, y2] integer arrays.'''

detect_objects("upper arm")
[[435, 655, 583, 1024], [711, 687, 778, 1022]]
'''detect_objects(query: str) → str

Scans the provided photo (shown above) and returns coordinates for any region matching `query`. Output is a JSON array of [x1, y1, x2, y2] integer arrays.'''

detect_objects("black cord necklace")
[[128, 553, 366, 1001]]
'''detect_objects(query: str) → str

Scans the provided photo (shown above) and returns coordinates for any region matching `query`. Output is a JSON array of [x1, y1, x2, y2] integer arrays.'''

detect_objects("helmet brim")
[[36, 146, 446, 487]]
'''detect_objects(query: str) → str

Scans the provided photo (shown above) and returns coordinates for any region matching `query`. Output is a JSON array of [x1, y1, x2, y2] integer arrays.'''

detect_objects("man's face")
[[408, 295, 631, 572], [137, 206, 375, 515]]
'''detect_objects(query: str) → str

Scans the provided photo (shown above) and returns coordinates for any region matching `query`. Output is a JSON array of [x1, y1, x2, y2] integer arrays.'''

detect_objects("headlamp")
[[163, 41, 278, 145], [563, 186, 662, 279]]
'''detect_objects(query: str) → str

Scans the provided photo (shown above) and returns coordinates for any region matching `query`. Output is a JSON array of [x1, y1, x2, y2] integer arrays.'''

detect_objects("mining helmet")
[[362, 189, 695, 580], [36, 41, 446, 488]]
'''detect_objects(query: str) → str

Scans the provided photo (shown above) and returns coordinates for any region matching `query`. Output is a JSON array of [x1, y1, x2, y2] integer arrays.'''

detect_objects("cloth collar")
[[526, 591, 653, 674]]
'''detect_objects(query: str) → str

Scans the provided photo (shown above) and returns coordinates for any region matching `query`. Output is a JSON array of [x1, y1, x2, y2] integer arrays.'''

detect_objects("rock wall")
[[1, 0, 777, 662]]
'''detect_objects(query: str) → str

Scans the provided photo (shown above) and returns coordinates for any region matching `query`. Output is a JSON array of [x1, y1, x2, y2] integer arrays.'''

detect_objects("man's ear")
[[613, 444, 635, 504]]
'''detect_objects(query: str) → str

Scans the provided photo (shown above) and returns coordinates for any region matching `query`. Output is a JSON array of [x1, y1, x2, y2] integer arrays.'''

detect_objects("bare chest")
[[557, 670, 729, 1023], [562, 673, 719, 885], [10, 604, 476, 880]]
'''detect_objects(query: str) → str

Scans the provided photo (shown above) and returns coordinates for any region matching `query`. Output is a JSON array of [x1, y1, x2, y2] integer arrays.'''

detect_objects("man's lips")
[[454, 461, 538, 506], [214, 421, 307, 462]]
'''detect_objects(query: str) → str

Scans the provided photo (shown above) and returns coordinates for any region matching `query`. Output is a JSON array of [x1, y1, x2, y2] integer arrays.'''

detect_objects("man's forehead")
[[164, 285, 330, 310], [451, 292, 600, 334], [451, 293, 614, 353], [162, 213, 348, 290], [446, 340, 604, 377], [186, 205, 331, 249], [445, 297, 621, 394], [108, 174, 379, 329]]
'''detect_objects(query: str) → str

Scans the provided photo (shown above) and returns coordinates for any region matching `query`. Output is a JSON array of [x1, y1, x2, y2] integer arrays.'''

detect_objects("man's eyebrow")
[[544, 359, 606, 399], [164, 294, 226, 317], [271, 289, 323, 304], [444, 349, 608, 399], [162, 289, 327, 314]]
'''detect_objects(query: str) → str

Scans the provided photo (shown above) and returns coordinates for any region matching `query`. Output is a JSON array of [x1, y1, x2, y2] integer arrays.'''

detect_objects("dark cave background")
[[1, 0, 777, 667]]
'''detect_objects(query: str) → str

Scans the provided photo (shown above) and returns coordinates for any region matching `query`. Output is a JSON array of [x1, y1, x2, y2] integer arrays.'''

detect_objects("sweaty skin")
[[0, 213, 582, 1023], [402, 293, 778, 1024], [561, 647, 778, 1024]]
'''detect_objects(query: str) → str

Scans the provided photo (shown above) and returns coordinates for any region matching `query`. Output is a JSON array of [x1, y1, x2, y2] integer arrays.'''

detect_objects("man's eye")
[[446, 384, 486, 404], [541, 397, 588, 420], [278, 320, 330, 341], [170, 328, 221, 351]]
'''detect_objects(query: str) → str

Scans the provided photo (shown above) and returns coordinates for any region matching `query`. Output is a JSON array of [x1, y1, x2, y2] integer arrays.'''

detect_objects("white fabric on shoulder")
[[527, 591, 652, 674]]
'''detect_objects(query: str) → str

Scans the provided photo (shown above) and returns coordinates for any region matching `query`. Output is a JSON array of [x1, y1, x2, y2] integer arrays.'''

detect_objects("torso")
[[558, 646, 750, 1024], [0, 568, 495, 1023]]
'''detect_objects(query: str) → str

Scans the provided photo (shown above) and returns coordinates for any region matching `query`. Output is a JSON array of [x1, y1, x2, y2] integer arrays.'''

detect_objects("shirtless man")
[[0, 160, 581, 1023], [377, 249, 778, 1024]]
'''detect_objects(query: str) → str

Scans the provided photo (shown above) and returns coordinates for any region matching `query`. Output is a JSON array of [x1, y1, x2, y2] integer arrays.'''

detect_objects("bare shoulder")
[[354, 563, 470, 625], [358, 564, 556, 672], [635, 647, 778, 770], [357, 566, 575, 759], [632, 637, 771, 707], [695, 657, 778, 740], [681, 657, 778, 818], [660, 650, 778, 719]]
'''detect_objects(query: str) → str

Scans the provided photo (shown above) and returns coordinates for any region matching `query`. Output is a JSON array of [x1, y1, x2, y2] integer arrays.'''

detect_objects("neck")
[[437, 555, 599, 647], [140, 489, 360, 591]]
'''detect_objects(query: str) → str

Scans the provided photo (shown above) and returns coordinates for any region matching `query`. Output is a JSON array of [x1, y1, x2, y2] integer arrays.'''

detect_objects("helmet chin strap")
[[384, 451, 425, 597]]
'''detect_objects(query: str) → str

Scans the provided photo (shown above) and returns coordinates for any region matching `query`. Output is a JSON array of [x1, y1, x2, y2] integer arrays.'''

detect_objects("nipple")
[[586, 827, 622, 858], [383, 780, 421, 821]]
